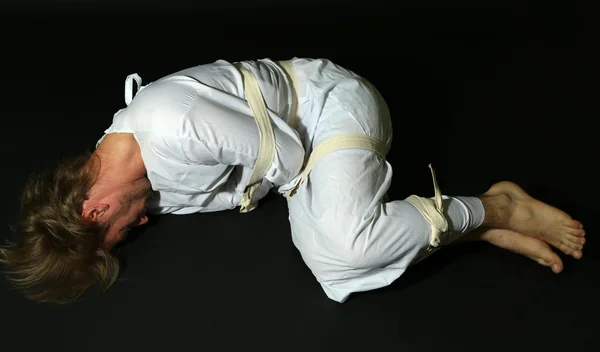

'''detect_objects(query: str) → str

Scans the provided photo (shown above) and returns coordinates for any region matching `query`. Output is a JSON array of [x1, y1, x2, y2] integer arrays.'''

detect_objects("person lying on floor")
[[0, 58, 586, 304]]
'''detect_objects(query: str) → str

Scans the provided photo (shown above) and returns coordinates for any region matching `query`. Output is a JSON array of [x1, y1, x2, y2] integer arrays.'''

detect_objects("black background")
[[0, 1, 598, 351]]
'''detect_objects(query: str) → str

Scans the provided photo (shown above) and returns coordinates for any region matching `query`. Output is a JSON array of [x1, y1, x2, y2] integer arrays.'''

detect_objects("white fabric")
[[97, 58, 486, 303], [97, 59, 304, 215], [284, 134, 388, 199], [274, 59, 484, 302]]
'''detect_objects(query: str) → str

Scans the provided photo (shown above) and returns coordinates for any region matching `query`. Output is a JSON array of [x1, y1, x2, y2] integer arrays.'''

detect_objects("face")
[[104, 178, 154, 248]]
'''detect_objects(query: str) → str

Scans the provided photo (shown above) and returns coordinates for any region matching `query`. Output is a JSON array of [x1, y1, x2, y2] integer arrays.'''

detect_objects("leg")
[[478, 181, 586, 259], [287, 149, 486, 303], [288, 153, 574, 303], [286, 67, 489, 302], [287, 62, 578, 302]]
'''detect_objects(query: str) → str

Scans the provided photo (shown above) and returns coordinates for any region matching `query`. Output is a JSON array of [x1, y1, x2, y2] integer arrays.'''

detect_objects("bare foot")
[[472, 228, 564, 273], [482, 181, 585, 259]]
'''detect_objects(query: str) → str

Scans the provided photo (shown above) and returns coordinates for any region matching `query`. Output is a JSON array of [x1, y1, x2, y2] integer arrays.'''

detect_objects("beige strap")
[[274, 61, 449, 259], [405, 164, 449, 253], [284, 134, 388, 198], [277, 60, 299, 130], [236, 59, 449, 258], [236, 64, 277, 213]]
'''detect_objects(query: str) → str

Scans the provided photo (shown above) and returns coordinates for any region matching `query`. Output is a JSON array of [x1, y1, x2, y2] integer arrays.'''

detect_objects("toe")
[[570, 220, 583, 229], [536, 258, 551, 266], [555, 241, 575, 256], [567, 235, 586, 246], [563, 238, 583, 251], [572, 250, 583, 260], [567, 228, 586, 237], [566, 219, 583, 229], [551, 262, 563, 273], [540, 250, 563, 273]]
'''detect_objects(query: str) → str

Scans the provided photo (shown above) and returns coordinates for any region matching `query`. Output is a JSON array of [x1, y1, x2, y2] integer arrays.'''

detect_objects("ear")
[[82, 203, 110, 223]]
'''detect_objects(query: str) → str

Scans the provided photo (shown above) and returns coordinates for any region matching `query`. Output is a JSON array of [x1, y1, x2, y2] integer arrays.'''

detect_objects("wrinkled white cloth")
[[98, 59, 305, 214], [97, 58, 485, 303]]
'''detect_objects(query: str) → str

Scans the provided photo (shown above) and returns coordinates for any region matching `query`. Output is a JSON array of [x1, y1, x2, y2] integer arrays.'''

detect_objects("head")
[[0, 152, 152, 304], [82, 173, 153, 249]]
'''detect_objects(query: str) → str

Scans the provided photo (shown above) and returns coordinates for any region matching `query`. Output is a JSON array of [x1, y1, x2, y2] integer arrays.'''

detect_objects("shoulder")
[[160, 60, 244, 96], [126, 60, 246, 123], [135, 130, 187, 163]]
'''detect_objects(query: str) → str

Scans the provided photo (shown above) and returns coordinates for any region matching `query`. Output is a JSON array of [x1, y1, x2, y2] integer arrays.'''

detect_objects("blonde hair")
[[0, 153, 120, 304]]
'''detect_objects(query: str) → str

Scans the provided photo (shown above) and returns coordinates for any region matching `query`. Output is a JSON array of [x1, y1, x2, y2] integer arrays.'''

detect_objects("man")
[[0, 58, 586, 304]]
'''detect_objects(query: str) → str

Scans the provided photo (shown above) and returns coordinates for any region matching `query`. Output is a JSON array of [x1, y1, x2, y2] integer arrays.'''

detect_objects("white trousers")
[[285, 59, 486, 303]]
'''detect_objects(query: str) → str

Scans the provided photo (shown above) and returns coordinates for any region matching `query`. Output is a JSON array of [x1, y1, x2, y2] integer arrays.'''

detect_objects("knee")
[[328, 239, 367, 271], [301, 243, 366, 286], [291, 201, 431, 282], [302, 222, 371, 275]]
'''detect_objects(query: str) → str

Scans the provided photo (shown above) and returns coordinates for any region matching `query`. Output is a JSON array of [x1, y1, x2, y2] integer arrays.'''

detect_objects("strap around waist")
[[235, 63, 277, 213], [235, 60, 301, 212], [276, 60, 300, 130]]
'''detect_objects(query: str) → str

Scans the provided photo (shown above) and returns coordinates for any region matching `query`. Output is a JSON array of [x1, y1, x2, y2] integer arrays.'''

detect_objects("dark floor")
[[1, 3, 598, 351]]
